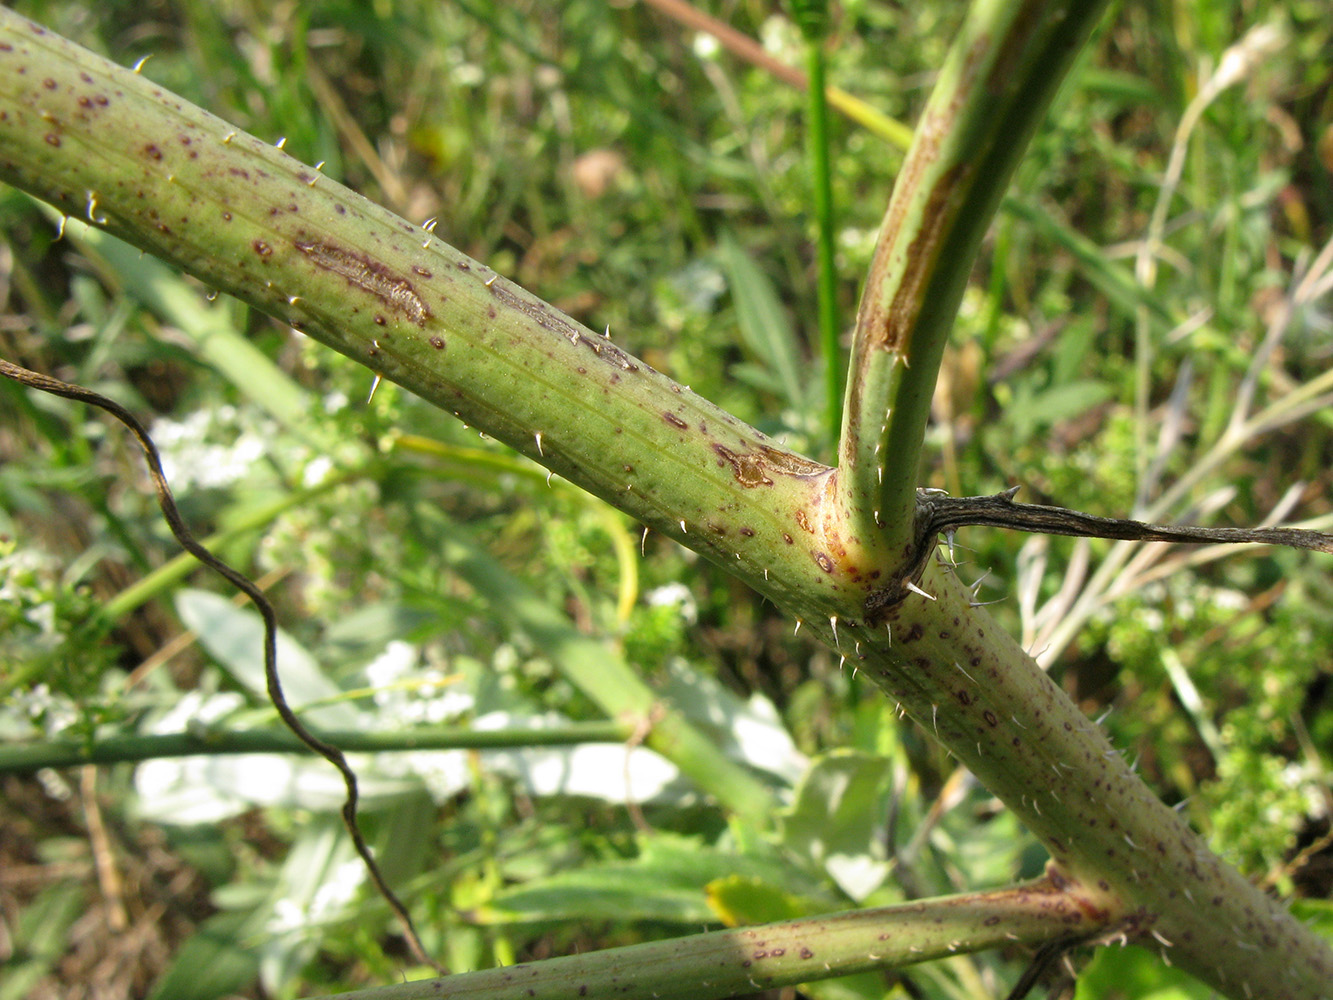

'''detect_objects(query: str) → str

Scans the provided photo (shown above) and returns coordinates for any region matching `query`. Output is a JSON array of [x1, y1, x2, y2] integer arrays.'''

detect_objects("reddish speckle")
[[739, 527, 755, 537], [412, 265, 433, 277], [144, 143, 162, 160], [222, 211, 232, 221], [44, 133, 61, 146], [42, 77, 56, 89], [429, 336, 445, 349], [983, 710, 998, 727], [800, 947, 813, 959], [814, 552, 834, 573], [662, 412, 688, 430], [374, 315, 387, 325], [783, 533, 793, 544], [252, 240, 272, 257]]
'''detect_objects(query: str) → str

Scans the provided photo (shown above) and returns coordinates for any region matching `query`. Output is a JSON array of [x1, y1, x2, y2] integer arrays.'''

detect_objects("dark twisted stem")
[[920, 485, 1333, 551], [911, 485, 1333, 582], [1, 357, 443, 974]]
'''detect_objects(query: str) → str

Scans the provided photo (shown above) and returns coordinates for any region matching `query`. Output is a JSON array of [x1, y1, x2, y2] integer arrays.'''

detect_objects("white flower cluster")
[[150, 404, 273, 492]]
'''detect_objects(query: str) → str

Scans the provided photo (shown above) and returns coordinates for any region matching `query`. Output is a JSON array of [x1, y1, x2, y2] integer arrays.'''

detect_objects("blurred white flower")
[[646, 582, 698, 625]]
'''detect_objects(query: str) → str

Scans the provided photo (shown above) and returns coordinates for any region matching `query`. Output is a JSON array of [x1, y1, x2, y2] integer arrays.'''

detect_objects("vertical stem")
[[836, 0, 1111, 569], [804, 37, 842, 450]]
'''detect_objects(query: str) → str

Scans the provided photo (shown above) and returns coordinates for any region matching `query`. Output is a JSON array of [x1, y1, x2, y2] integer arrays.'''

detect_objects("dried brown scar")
[[295, 240, 429, 326]]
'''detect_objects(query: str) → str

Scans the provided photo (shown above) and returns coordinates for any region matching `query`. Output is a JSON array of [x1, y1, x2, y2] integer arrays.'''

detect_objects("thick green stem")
[[310, 878, 1100, 1000], [2, 10, 1331, 997], [798, 23, 842, 448], [857, 562, 1333, 998], [837, 0, 1109, 567], [0, 10, 844, 637]]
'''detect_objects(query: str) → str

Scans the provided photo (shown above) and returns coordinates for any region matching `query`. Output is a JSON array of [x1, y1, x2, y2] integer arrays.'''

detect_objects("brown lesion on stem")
[[712, 442, 829, 488], [294, 238, 430, 326]]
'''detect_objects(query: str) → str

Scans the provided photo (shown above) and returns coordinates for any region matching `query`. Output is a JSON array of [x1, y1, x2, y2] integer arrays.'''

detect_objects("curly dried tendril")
[[1, 356, 443, 975]]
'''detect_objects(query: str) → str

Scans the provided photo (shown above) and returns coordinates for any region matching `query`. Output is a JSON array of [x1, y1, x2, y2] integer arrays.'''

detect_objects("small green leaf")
[[0, 883, 86, 1000], [781, 751, 894, 900], [718, 232, 807, 413], [705, 875, 811, 926], [146, 909, 261, 1000], [1076, 944, 1214, 1000]]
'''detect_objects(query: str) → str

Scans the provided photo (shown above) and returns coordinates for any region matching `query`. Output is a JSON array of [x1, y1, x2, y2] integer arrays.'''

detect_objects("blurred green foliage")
[[1, 1, 1331, 998]]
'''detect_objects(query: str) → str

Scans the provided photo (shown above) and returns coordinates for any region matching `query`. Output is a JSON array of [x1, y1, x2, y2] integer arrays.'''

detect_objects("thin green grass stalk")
[[0, 721, 630, 774], [643, 0, 914, 150], [103, 466, 362, 619], [796, 10, 843, 451], [435, 519, 778, 826], [389, 433, 641, 622]]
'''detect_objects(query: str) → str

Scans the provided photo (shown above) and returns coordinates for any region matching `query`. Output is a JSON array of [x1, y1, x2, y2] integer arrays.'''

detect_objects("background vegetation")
[[2, 1, 1331, 998]]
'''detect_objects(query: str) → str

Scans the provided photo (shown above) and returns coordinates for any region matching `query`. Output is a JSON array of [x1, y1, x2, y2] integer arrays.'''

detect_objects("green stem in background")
[[642, 0, 914, 150], [790, 0, 843, 451], [309, 878, 1102, 1000], [104, 466, 360, 619], [0, 721, 630, 775], [436, 517, 778, 826], [837, 0, 1111, 570]]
